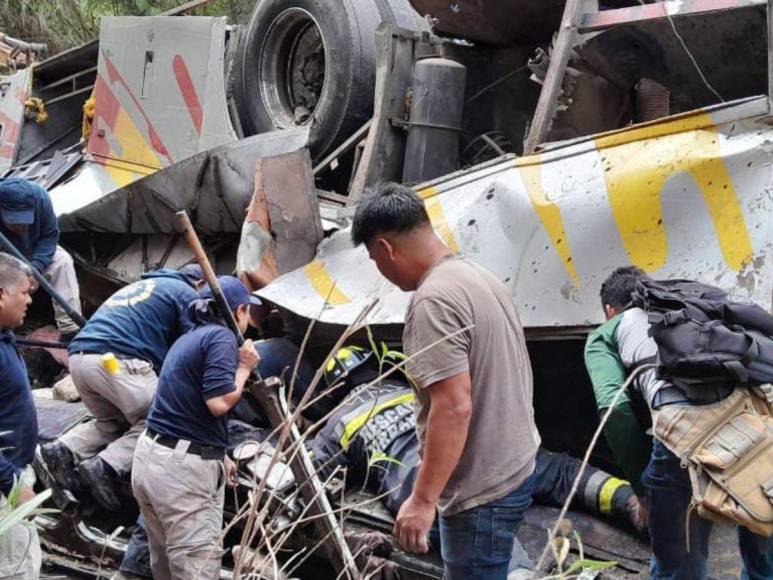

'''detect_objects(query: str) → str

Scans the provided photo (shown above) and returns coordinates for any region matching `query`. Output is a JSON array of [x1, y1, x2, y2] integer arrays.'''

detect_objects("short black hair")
[[351, 182, 430, 247], [599, 266, 649, 310]]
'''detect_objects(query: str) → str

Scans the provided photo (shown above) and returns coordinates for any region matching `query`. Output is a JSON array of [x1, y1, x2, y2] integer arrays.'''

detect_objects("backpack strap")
[[722, 336, 760, 384]]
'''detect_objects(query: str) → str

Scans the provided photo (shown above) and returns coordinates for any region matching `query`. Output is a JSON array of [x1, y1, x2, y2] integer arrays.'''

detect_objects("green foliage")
[[0, 487, 53, 538], [0, 0, 255, 55]]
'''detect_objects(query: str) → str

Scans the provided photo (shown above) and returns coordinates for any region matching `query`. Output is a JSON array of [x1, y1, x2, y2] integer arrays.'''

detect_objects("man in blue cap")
[[0, 177, 82, 334], [40, 265, 204, 510], [132, 276, 260, 580]]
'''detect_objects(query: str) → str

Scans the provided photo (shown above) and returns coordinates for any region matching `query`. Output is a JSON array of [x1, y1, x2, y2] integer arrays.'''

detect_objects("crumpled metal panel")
[[259, 97, 773, 329], [0, 68, 32, 173], [236, 149, 323, 289], [53, 128, 311, 234]]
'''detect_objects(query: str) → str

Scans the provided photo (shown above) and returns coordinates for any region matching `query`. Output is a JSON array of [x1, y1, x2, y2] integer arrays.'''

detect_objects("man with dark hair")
[[0, 177, 82, 334], [40, 266, 203, 511], [585, 267, 773, 579], [0, 253, 43, 577], [351, 182, 540, 579]]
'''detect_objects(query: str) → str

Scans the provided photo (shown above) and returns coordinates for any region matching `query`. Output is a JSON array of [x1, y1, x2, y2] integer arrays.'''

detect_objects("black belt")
[[146, 429, 225, 460]]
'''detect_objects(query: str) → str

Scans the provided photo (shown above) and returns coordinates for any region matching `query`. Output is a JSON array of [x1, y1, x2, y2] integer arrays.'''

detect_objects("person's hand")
[[393, 493, 435, 554], [224, 456, 238, 488], [627, 494, 649, 534], [238, 339, 259, 372], [17, 486, 36, 505]]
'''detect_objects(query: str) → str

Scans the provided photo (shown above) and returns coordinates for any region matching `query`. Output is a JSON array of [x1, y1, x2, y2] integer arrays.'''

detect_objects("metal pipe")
[[0, 231, 86, 328], [0, 33, 47, 54]]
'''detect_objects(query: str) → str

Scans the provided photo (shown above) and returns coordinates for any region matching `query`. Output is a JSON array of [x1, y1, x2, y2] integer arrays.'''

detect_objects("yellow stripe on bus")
[[420, 187, 459, 253], [597, 115, 753, 273], [304, 260, 351, 306], [518, 160, 579, 285]]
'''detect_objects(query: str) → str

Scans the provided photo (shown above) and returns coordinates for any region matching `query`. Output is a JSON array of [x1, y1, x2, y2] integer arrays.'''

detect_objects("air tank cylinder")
[[402, 57, 467, 184]]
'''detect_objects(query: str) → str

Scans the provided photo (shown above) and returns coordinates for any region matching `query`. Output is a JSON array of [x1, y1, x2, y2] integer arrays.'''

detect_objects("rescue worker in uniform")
[[312, 347, 641, 533], [40, 265, 203, 510], [0, 253, 43, 578], [117, 343, 642, 579], [131, 276, 259, 580], [585, 266, 773, 579], [0, 177, 82, 335]]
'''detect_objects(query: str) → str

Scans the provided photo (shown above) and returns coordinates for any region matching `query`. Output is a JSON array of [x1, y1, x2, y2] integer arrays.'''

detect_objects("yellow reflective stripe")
[[597, 115, 753, 273], [339, 393, 416, 450], [598, 477, 627, 514], [304, 260, 351, 305], [518, 159, 579, 285], [419, 187, 459, 253]]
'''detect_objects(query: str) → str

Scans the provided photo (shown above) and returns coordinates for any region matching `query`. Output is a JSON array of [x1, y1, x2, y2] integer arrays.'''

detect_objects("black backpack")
[[632, 279, 773, 397]]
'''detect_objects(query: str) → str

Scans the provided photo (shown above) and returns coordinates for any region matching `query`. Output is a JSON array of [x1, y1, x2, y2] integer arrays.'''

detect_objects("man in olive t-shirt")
[[351, 182, 540, 580]]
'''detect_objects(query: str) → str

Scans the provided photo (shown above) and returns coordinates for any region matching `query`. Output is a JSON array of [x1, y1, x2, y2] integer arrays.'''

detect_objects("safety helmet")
[[324, 346, 373, 387]]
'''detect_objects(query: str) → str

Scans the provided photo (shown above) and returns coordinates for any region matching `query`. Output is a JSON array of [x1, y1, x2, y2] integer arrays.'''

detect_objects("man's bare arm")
[[394, 371, 472, 553], [414, 371, 473, 502]]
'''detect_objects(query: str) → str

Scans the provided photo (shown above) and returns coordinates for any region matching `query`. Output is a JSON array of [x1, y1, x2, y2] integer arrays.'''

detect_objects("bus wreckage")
[[1, 0, 772, 577]]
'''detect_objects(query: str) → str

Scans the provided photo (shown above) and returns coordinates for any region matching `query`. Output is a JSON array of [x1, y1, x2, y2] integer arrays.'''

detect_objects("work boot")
[[40, 441, 80, 491], [77, 457, 122, 512]]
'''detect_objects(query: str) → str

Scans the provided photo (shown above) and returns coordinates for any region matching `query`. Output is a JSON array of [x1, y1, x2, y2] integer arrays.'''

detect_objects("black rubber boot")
[[77, 457, 122, 512], [40, 441, 80, 492]]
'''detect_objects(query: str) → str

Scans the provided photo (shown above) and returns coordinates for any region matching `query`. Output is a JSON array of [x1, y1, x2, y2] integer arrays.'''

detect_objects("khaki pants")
[[132, 434, 225, 580], [61, 353, 157, 476], [45, 246, 82, 334], [0, 466, 41, 580]]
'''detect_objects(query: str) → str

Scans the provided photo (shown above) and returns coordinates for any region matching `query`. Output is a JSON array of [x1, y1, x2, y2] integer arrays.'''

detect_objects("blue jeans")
[[643, 439, 773, 580], [439, 473, 536, 580]]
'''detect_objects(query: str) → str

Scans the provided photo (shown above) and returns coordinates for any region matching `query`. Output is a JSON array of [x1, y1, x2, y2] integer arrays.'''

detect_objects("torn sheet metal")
[[259, 97, 773, 329], [53, 128, 310, 234], [0, 67, 32, 173], [237, 149, 323, 289]]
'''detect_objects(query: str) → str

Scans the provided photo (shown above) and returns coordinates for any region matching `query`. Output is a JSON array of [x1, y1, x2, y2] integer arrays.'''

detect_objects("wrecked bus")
[[1, 0, 771, 577]]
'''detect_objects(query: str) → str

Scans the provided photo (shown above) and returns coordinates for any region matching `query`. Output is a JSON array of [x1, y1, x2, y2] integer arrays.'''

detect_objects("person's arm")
[[584, 322, 651, 496], [206, 339, 259, 417], [30, 189, 59, 272], [0, 450, 20, 497], [395, 371, 472, 553], [396, 296, 472, 553]]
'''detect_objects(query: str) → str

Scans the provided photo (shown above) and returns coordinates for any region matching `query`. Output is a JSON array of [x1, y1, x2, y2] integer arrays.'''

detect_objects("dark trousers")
[[643, 439, 773, 580]]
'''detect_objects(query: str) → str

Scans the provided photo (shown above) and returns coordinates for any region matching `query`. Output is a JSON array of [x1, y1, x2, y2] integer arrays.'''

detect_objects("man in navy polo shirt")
[[0, 253, 43, 577], [132, 276, 259, 580], [0, 177, 83, 334], [40, 265, 203, 510]]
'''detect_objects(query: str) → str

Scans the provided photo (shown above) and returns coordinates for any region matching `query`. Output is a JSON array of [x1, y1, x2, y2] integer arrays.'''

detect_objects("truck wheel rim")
[[259, 8, 327, 129]]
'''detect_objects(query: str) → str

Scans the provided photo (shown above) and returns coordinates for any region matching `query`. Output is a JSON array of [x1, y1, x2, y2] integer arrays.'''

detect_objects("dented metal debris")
[[259, 96, 773, 330]]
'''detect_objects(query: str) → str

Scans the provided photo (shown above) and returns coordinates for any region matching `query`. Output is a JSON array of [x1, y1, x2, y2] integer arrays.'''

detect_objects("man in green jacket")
[[584, 266, 654, 525]]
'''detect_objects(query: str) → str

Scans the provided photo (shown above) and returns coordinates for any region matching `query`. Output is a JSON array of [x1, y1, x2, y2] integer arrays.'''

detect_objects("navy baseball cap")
[[202, 276, 262, 310], [0, 178, 37, 225]]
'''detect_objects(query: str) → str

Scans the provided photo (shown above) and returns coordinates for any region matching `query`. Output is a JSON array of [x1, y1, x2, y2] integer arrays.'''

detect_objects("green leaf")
[[564, 559, 618, 575], [0, 489, 52, 538]]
